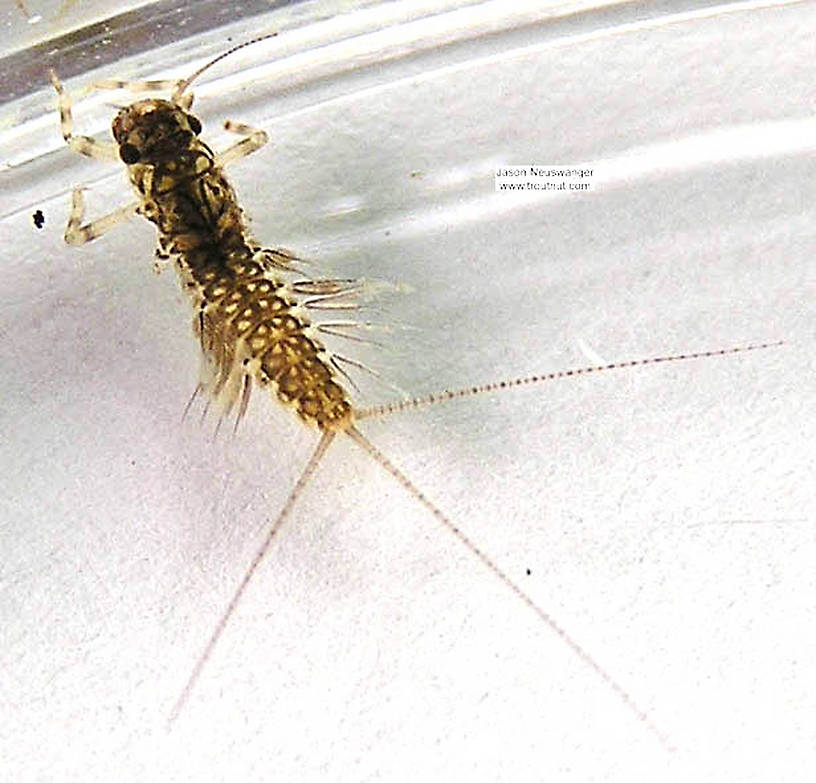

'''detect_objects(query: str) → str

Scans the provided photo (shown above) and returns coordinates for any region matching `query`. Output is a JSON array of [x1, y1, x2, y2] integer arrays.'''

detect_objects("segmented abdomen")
[[181, 249, 352, 431]]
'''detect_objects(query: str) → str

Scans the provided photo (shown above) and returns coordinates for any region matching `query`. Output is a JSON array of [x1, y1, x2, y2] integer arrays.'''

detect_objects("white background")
[[1, 2, 814, 781]]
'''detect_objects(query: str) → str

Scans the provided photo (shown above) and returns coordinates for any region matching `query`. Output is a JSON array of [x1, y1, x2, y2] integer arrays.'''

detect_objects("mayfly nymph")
[[50, 37, 781, 740]]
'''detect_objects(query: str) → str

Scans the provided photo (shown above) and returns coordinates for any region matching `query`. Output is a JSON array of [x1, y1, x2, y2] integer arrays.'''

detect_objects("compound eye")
[[187, 115, 202, 135], [119, 143, 141, 164]]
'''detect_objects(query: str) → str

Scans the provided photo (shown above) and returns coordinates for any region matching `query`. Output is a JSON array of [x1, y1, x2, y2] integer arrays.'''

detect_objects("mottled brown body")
[[113, 98, 352, 431], [50, 48, 781, 735]]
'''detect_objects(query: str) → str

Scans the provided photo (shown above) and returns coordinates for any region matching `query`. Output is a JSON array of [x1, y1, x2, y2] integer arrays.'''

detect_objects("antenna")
[[172, 32, 279, 102]]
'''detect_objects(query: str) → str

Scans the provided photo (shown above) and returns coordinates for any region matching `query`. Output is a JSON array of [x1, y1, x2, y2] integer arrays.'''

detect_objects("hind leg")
[[63, 189, 139, 246]]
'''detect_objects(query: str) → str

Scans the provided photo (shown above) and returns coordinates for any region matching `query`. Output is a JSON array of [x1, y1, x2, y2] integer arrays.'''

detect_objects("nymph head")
[[111, 99, 202, 165]]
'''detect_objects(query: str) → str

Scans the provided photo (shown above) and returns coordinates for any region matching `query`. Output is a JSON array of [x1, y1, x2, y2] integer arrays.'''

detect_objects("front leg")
[[49, 70, 119, 163], [63, 189, 140, 246], [216, 120, 269, 167]]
